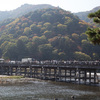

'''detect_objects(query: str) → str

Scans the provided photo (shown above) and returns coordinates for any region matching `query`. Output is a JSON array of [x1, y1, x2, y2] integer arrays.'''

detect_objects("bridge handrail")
[[0, 61, 100, 69]]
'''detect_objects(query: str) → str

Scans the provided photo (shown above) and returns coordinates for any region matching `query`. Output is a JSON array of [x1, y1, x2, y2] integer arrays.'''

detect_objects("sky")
[[0, 0, 100, 13]]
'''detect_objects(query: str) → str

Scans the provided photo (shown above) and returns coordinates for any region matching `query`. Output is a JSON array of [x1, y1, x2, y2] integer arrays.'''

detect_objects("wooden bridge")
[[0, 61, 100, 85]]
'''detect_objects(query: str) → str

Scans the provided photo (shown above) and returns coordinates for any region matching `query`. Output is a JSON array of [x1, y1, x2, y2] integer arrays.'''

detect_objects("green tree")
[[3, 43, 17, 60], [32, 36, 47, 45], [57, 24, 67, 34], [92, 53, 99, 60], [38, 44, 53, 60], [22, 22, 28, 28], [43, 30, 52, 38], [18, 36, 28, 43], [23, 27, 32, 35], [0, 48, 2, 58], [26, 42, 38, 59], [85, 10, 100, 44], [52, 49, 58, 60], [74, 51, 91, 61], [81, 39, 93, 56], [30, 24, 40, 34], [58, 52, 66, 60], [72, 33, 79, 40], [16, 39, 28, 60], [41, 13, 52, 22], [0, 41, 9, 54], [43, 22, 51, 30], [80, 33, 87, 40]]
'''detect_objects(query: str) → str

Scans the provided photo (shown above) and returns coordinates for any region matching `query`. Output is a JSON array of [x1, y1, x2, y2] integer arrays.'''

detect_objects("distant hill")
[[74, 6, 100, 25], [0, 4, 54, 21], [0, 8, 100, 61]]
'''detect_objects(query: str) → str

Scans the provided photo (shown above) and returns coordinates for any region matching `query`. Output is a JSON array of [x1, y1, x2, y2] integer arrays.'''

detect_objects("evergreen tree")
[[85, 10, 100, 44]]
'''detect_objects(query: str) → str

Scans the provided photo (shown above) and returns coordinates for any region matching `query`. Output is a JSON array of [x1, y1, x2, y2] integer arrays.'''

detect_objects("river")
[[0, 79, 100, 100]]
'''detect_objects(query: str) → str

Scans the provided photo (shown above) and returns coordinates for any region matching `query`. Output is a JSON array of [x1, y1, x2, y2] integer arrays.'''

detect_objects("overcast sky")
[[0, 0, 100, 12]]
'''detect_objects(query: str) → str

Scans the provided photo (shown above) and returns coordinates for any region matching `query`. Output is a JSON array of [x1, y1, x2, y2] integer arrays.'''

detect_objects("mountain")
[[0, 8, 100, 61], [0, 4, 54, 21], [74, 6, 100, 25]]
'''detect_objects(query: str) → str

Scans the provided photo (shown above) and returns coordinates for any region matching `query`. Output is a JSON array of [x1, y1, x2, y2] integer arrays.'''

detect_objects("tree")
[[92, 53, 99, 60], [57, 24, 67, 34], [58, 52, 66, 60], [74, 51, 91, 61], [23, 27, 32, 35], [32, 36, 47, 45], [0, 41, 9, 54], [26, 42, 38, 59], [52, 49, 58, 60], [38, 44, 53, 60], [3, 43, 17, 60], [43, 30, 52, 38], [30, 24, 41, 34], [22, 22, 28, 28], [16, 39, 28, 60], [43, 22, 51, 30], [81, 39, 93, 56], [85, 10, 100, 44], [18, 36, 28, 43], [72, 33, 79, 40], [41, 13, 52, 22]]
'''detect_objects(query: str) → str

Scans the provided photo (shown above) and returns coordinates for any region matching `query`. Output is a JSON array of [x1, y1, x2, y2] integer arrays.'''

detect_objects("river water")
[[0, 80, 100, 100]]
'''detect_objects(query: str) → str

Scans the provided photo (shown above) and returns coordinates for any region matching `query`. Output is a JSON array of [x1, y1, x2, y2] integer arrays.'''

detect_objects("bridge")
[[0, 61, 100, 85]]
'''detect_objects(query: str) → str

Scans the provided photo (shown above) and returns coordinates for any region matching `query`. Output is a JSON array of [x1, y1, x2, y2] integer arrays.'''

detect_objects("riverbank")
[[0, 75, 100, 86], [0, 75, 41, 85]]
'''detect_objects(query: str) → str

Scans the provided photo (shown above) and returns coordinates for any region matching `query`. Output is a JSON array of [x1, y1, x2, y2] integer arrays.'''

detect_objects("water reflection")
[[0, 80, 100, 100]]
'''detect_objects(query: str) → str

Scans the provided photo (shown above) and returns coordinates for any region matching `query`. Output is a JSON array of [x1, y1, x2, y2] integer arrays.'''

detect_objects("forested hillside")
[[74, 6, 100, 26], [0, 8, 100, 61], [0, 4, 54, 21]]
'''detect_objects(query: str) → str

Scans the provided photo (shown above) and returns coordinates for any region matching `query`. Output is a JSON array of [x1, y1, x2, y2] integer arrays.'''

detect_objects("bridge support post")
[[89, 70, 91, 83], [94, 70, 96, 84], [78, 70, 81, 84], [24, 67, 27, 77], [65, 69, 66, 82], [30, 66, 32, 78]]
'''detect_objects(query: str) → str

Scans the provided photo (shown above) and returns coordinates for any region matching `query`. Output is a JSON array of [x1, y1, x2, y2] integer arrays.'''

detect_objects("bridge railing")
[[0, 61, 100, 69]]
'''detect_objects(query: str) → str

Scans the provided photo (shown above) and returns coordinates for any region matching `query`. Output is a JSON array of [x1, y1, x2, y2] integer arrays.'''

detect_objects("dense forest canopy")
[[0, 8, 100, 61]]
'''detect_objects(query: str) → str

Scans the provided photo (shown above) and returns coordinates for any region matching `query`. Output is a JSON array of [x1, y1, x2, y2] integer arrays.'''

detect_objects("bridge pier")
[[76, 68, 97, 84]]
